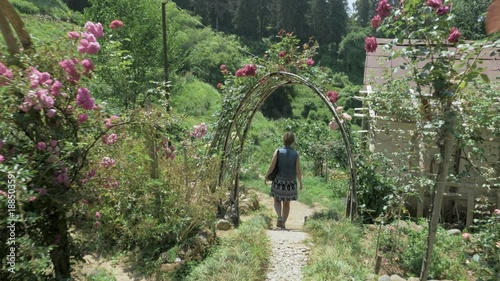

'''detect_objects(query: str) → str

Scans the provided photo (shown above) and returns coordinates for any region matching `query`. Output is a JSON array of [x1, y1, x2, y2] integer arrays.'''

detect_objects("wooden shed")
[[357, 38, 500, 228]]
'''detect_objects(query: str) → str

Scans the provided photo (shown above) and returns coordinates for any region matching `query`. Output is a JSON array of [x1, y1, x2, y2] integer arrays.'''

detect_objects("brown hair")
[[283, 132, 295, 146]]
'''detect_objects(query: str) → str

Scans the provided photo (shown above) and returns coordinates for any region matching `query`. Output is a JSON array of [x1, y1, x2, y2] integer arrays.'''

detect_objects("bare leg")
[[274, 198, 282, 218], [282, 200, 290, 227]]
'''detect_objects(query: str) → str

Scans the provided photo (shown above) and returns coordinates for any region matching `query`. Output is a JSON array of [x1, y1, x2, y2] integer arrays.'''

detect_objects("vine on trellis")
[[209, 31, 358, 225]]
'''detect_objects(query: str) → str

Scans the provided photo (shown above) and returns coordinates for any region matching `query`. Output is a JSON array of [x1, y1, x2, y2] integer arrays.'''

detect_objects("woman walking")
[[265, 132, 303, 229]]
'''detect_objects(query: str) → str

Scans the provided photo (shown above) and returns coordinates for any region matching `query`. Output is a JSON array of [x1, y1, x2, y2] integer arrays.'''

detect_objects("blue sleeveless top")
[[276, 146, 298, 179]]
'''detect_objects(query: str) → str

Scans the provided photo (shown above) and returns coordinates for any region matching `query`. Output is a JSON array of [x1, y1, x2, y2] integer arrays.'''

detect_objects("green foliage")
[[303, 218, 372, 280], [9, 0, 83, 22], [86, 268, 116, 281], [170, 77, 222, 122], [184, 215, 270, 281], [77, 107, 222, 275], [466, 197, 500, 280], [376, 222, 468, 280], [451, 0, 490, 40], [337, 28, 369, 84]]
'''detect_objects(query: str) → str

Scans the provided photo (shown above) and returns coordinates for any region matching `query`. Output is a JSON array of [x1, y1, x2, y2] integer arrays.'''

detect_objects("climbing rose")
[[191, 123, 208, 139], [365, 37, 378, 53], [329, 120, 339, 130], [76, 88, 95, 110], [67, 31, 80, 39], [494, 209, 500, 215], [78, 113, 89, 124], [216, 83, 223, 89], [306, 58, 315, 66], [109, 20, 124, 29], [342, 113, 352, 121], [376, 0, 392, 18], [51, 80, 62, 96], [78, 38, 100, 54], [47, 109, 56, 118], [235, 64, 257, 77], [447, 27, 461, 43], [102, 133, 118, 145], [82, 59, 95, 75], [0, 62, 13, 86], [327, 90, 339, 103], [84, 21, 104, 38], [59, 58, 81, 82], [426, 0, 442, 8], [220, 64, 226, 70], [462, 232, 471, 240], [101, 157, 116, 168], [371, 15, 382, 29], [0, 155, 4, 163], [279, 51, 286, 58], [437, 5, 450, 16], [95, 211, 101, 219], [29, 66, 53, 88], [104, 115, 119, 128], [34, 142, 47, 152]]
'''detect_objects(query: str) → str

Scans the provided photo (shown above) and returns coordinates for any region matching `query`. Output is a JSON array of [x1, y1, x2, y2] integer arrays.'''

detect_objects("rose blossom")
[[306, 58, 315, 66], [371, 15, 382, 29], [437, 5, 450, 16], [109, 20, 124, 29], [365, 37, 378, 53], [376, 0, 392, 18], [327, 90, 339, 103], [426, 0, 442, 9], [0, 62, 13, 86], [447, 27, 461, 43]]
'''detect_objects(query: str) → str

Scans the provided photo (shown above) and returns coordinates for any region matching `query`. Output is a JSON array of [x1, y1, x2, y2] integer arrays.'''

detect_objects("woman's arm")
[[264, 150, 278, 184], [296, 154, 303, 190]]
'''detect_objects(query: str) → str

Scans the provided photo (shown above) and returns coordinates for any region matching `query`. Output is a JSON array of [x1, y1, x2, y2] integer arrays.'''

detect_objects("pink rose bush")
[[109, 20, 124, 29], [0, 20, 128, 277]]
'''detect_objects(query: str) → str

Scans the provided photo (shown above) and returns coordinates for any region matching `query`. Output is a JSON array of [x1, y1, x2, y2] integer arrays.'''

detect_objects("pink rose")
[[109, 20, 124, 29], [365, 37, 378, 53], [447, 27, 461, 43]]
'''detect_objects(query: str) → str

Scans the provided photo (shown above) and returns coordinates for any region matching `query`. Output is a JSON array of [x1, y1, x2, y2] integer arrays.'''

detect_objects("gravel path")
[[265, 229, 311, 281], [253, 191, 319, 281]]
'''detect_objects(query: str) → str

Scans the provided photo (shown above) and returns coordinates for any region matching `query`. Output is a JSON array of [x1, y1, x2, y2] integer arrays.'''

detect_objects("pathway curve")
[[252, 191, 319, 281]]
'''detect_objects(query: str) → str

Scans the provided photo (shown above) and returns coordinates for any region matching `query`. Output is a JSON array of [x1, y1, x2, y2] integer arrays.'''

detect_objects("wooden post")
[[466, 189, 475, 230], [161, 1, 170, 111], [417, 186, 424, 218]]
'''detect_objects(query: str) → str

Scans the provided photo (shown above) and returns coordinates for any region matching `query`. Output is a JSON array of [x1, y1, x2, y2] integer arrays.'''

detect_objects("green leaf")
[[479, 73, 490, 83]]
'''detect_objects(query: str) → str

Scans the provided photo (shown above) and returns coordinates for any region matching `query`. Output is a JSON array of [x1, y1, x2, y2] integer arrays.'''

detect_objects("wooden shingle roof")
[[363, 38, 500, 90]]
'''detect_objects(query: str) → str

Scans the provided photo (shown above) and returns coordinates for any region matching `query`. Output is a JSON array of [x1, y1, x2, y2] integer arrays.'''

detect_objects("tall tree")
[[451, 0, 490, 40], [278, 0, 309, 40], [329, 0, 349, 45], [355, 0, 371, 27], [309, 0, 333, 43], [233, 0, 260, 39]]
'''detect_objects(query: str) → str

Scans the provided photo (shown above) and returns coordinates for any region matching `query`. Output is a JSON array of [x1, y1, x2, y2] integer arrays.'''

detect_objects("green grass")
[[86, 268, 116, 281], [9, 0, 83, 22], [170, 78, 222, 125], [303, 217, 373, 280], [183, 215, 270, 281], [240, 164, 348, 209]]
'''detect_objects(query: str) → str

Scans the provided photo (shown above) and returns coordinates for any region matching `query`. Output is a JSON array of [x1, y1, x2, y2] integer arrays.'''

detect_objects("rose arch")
[[210, 71, 357, 226]]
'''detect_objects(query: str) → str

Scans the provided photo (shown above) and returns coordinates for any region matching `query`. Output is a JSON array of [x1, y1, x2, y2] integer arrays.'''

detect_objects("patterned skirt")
[[270, 176, 298, 201]]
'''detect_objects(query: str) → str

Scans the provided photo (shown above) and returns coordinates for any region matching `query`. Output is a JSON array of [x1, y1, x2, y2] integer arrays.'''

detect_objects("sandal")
[[277, 217, 283, 228]]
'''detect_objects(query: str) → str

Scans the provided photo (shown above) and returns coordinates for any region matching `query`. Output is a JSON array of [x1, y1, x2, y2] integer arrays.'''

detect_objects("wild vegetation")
[[0, 0, 499, 281]]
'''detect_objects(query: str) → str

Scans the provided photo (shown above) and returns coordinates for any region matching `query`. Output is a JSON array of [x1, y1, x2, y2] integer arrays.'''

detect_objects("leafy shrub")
[[10, 0, 40, 14], [374, 221, 468, 280]]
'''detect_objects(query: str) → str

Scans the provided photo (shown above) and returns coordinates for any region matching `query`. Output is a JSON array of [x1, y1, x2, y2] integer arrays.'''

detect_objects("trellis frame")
[[210, 71, 358, 225]]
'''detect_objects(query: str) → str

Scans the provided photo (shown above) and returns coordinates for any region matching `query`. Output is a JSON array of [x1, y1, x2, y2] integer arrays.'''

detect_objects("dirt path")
[[252, 191, 319, 281]]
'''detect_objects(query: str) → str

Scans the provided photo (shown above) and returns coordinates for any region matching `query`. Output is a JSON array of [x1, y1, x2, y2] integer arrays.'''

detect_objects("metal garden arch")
[[210, 71, 357, 226]]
